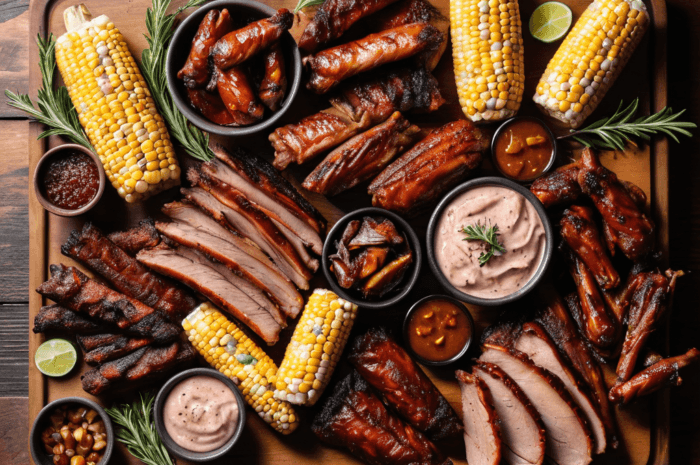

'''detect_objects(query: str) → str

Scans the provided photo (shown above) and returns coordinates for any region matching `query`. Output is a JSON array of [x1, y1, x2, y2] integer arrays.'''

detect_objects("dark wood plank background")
[[1, 0, 699, 463]]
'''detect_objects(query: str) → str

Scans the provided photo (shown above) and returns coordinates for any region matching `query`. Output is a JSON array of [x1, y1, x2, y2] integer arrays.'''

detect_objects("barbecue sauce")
[[494, 119, 554, 181], [40, 150, 100, 210], [407, 299, 471, 362]]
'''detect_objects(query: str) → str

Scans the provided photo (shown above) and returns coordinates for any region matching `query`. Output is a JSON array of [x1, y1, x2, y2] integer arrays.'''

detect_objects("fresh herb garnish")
[[293, 0, 325, 14], [460, 222, 506, 267], [558, 98, 696, 151], [105, 392, 175, 465], [143, 0, 214, 161], [5, 34, 93, 151]]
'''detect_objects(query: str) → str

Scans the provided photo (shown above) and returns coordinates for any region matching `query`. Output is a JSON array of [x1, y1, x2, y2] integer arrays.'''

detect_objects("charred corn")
[[533, 0, 649, 128], [183, 303, 299, 434], [451, 0, 525, 122], [54, 5, 181, 203], [273, 290, 358, 406]]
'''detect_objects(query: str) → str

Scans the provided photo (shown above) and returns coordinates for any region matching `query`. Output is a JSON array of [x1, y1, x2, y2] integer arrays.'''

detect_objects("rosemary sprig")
[[142, 0, 214, 161], [558, 98, 696, 151], [460, 221, 506, 267], [293, 0, 325, 14], [105, 392, 174, 465], [4, 34, 93, 151]]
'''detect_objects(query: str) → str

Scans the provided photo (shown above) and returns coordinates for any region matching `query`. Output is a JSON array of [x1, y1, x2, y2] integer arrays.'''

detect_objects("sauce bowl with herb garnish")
[[426, 177, 553, 306]]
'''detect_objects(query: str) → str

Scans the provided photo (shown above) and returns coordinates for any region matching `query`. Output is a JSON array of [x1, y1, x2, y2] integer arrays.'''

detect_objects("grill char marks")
[[456, 370, 502, 465], [107, 219, 161, 256], [33, 304, 108, 334], [77, 333, 153, 365]]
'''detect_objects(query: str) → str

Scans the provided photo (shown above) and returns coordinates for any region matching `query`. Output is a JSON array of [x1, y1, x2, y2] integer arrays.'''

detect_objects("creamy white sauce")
[[434, 185, 545, 299]]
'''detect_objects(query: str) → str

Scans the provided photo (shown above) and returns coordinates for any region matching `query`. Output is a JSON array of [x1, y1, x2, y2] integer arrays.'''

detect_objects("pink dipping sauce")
[[163, 375, 239, 452]]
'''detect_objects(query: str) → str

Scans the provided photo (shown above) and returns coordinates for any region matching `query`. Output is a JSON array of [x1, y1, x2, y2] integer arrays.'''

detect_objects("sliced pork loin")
[[182, 187, 310, 290], [515, 322, 606, 454], [137, 244, 283, 345], [473, 361, 545, 465], [480, 345, 593, 465], [456, 370, 502, 465]]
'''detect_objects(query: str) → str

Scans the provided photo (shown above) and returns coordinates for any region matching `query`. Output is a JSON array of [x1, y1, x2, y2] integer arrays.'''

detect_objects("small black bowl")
[[166, 0, 302, 136], [321, 207, 422, 310], [30, 397, 114, 465], [491, 116, 557, 183], [426, 177, 553, 307], [402, 294, 475, 367], [154, 367, 246, 462]]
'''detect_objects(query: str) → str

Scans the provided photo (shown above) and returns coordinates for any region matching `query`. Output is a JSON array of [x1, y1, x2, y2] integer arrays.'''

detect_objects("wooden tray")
[[27, 0, 670, 463]]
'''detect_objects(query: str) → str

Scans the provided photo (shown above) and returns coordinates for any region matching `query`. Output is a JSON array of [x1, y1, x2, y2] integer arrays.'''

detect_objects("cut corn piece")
[[54, 5, 181, 203], [183, 302, 299, 434], [451, 0, 525, 122], [533, 0, 649, 128], [273, 289, 358, 406]]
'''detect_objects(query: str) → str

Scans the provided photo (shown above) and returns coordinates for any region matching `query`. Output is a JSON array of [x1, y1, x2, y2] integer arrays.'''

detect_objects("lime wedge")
[[529, 2, 573, 43], [35, 339, 78, 377]]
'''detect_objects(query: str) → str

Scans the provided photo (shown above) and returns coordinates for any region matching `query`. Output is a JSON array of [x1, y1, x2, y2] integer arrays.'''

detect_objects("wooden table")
[[2, 0, 700, 463]]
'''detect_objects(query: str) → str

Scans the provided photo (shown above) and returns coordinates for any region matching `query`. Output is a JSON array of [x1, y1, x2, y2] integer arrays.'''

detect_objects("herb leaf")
[[105, 392, 174, 465], [558, 98, 696, 151], [460, 221, 506, 267], [142, 0, 214, 161], [294, 0, 325, 14], [5, 34, 93, 151]]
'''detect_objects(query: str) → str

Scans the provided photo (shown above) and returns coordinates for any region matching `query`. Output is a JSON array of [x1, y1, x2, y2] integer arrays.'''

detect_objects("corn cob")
[[451, 0, 525, 123], [54, 5, 181, 203], [533, 0, 649, 128], [273, 290, 358, 406], [183, 302, 299, 434]]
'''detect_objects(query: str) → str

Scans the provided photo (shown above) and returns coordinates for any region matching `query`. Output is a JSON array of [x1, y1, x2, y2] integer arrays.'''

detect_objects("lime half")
[[35, 339, 78, 377], [529, 2, 573, 43]]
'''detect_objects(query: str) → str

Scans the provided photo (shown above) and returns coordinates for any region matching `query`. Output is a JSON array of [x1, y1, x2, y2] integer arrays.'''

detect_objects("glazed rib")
[[368, 119, 488, 215], [216, 65, 264, 126], [330, 65, 444, 123], [259, 42, 287, 111], [186, 88, 236, 125], [181, 187, 310, 289], [33, 304, 107, 335], [298, 0, 400, 54], [270, 218, 320, 271], [62, 222, 197, 322], [530, 161, 582, 208], [312, 370, 451, 465], [210, 144, 326, 235], [77, 333, 153, 365], [270, 108, 372, 169], [211, 9, 293, 69], [177, 9, 232, 88], [136, 244, 283, 344], [456, 370, 502, 465], [347, 327, 462, 441], [107, 219, 161, 256], [305, 23, 443, 94], [36, 264, 179, 344], [303, 112, 420, 196]]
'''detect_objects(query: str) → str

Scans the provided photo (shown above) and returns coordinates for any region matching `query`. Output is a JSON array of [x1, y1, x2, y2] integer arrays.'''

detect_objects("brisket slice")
[[62, 222, 197, 322], [107, 219, 161, 256], [271, 217, 320, 271], [472, 361, 546, 465], [33, 304, 108, 334], [480, 345, 593, 465], [36, 264, 179, 344], [456, 370, 502, 465], [77, 333, 153, 365], [136, 244, 283, 345], [312, 370, 452, 465]]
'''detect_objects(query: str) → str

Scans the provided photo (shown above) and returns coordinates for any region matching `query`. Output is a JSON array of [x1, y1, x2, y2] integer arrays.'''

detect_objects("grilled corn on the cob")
[[533, 0, 649, 128], [273, 290, 358, 406], [451, 0, 525, 122], [55, 5, 181, 203], [183, 302, 299, 434]]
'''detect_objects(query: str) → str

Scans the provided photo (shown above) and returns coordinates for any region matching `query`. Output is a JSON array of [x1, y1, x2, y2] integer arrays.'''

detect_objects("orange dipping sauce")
[[406, 299, 472, 363], [494, 119, 554, 181]]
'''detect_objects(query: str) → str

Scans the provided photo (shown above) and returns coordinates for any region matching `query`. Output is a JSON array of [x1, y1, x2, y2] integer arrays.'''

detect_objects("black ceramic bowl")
[[154, 367, 246, 462], [30, 397, 114, 465], [402, 294, 475, 367], [426, 177, 553, 307], [491, 116, 557, 183], [322, 207, 422, 310], [166, 0, 302, 136]]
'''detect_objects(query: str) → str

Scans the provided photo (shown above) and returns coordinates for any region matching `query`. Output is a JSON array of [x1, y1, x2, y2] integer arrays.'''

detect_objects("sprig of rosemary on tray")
[[105, 392, 175, 465], [557, 98, 696, 151], [460, 222, 506, 267], [143, 0, 214, 161], [293, 0, 325, 14], [4, 34, 94, 151]]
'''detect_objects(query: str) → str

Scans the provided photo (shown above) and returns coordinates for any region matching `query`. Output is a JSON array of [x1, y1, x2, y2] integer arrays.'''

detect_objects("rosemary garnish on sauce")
[[293, 0, 325, 14], [557, 98, 696, 151], [460, 222, 506, 267], [105, 392, 175, 465]]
